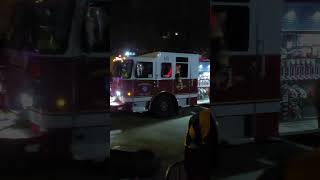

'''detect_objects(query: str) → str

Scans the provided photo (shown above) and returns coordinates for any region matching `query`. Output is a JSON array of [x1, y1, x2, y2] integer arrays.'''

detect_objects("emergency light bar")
[[112, 55, 126, 62]]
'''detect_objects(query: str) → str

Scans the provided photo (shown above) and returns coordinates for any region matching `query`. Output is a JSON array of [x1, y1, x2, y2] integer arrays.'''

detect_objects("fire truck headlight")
[[116, 91, 121, 97], [56, 98, 66, 108], [20, 93, 33, 108]]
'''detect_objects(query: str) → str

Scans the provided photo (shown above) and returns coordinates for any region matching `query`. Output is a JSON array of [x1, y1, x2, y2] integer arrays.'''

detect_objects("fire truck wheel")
[[151, 95, 176, 118]]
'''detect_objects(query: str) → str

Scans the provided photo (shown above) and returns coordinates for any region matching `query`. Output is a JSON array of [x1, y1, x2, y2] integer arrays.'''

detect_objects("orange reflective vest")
[[184, 108, 218, 149]]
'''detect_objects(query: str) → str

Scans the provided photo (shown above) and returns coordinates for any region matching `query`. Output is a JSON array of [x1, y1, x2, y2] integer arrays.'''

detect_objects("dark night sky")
[[0, 0, 209, 54], [0, 0, 15, 35], [110, 0, 210, 54]]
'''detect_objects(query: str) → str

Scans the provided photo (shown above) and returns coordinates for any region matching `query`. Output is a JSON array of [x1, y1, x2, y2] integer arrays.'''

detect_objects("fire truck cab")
[[111, 52, 202, 117]]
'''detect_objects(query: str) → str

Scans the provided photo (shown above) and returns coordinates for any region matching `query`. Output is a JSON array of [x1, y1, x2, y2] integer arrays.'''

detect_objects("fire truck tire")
[[151, 95, 176, 118]]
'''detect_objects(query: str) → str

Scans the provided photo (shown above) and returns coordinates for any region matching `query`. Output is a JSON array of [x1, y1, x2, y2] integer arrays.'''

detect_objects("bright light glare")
[[116, 91, 121, 96], [56, 98, 66, 108], [124, 51, 136, 57]]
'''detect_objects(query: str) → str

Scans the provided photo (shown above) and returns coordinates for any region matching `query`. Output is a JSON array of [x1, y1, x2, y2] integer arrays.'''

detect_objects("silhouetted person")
[[184, 108, 219, 180]]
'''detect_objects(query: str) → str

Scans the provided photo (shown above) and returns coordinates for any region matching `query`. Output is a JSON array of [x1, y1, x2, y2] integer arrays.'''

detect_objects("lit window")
[[161, 63, 172, 78]]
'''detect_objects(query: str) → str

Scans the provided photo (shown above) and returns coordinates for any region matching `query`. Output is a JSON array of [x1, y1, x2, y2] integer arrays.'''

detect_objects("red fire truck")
[[110, 52, 210, 117], [210, 0, 283, 143], [1, 0, 111, 161]]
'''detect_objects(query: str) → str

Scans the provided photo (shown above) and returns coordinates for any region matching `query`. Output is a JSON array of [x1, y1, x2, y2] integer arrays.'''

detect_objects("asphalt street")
[[0, 109, 318, 179], [111, 107, 316, 179]]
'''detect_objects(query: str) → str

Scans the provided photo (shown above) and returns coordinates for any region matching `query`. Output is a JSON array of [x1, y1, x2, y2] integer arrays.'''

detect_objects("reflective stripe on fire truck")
[[121, 93, 198, 102], [176, 94, 198, 99], [123, 97, 152, 102], [212, 101, 280, 117]]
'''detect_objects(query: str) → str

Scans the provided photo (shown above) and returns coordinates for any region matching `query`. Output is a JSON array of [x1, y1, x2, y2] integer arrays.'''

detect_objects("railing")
[[165, 160, 187, 180]]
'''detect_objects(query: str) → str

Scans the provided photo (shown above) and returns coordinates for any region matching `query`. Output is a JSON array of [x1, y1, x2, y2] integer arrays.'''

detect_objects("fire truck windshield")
[[112, 60, 133, 79], [7, 0, 75, 54]]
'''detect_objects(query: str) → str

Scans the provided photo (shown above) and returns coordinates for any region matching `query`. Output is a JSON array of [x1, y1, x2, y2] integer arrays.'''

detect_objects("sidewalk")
[[279, 119, 318, 135], [213, 139, 310, 179]]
